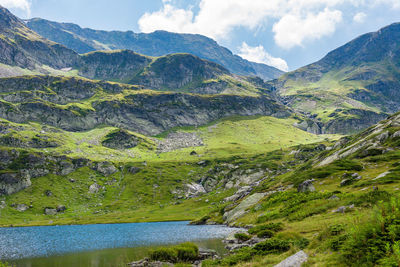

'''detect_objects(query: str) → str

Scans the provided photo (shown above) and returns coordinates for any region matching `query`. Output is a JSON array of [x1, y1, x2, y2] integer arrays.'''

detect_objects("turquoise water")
[[0, 221, 236, 267]]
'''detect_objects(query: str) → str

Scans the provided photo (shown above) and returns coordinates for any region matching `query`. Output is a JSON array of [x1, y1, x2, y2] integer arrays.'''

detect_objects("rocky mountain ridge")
[[25, 18, 284, 80]]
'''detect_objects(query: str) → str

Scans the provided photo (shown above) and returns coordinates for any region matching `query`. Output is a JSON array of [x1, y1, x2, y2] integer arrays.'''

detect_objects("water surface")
[[0, 221, 236, 267]]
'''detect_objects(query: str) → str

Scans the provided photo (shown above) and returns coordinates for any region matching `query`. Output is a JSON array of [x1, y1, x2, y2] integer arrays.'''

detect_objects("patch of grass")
[[149, 242, 199, 263]]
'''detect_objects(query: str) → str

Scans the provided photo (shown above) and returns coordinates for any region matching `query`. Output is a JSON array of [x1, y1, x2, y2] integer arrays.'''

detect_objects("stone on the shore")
[[274, 250, 308, 267]]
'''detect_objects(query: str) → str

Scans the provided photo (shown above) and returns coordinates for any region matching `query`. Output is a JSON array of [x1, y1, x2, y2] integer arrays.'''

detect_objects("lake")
[[0, 221, 237, 267]]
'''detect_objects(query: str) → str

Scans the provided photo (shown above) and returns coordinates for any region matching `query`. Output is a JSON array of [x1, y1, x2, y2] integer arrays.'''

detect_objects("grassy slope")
[[201, 114, 400, 266], [0, 115, 338, 227]]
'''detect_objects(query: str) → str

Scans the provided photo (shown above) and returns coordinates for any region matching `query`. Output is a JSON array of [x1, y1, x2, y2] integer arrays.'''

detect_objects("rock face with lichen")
[[0, 76, 290, 136], [0, 6, 79, 75], [102, 129, 142, 150]]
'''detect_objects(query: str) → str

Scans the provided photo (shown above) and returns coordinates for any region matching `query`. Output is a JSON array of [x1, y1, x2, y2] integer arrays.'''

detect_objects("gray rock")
[[274, 250, 308, 267], [0, 200, 6, 209], [376, 131, 390, 142], [333, 206, 347, 213], [328, 195, 340, 200], [340, 179, 354, 187], [59, 160, 75, 176], [45, 190, 53, 196], [198, 248, 218, 260], [223, 193, 266, 224], [0, 172, 32, 195], [183, 182, 206, 198], [333, 204, 355, 213], [16, 204, 29, 212], [89, 183, 103, 194], [224, 186, 252, 202], [128, 166, 141, 174], [393, 130, 400, 138], [44, 208, 57, 215], [56, 205, 66, 212], [297, 179, 315, 193], [93, 162, 117, 176], [128, 258, 173, 267]]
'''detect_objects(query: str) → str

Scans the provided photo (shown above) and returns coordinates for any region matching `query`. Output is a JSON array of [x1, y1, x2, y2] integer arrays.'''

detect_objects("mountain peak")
[[25, 17, 284, 80]]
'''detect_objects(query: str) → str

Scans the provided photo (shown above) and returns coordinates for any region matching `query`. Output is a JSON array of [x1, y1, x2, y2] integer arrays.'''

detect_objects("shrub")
[[176, 242, 199, 262], [149, 247, 178, 262], [253, 238, 291, 255], [149, 242, 199, 263], [218, 247, 253, 266], [257, 230, 274, 238], [276, 232, 310, 249], [248, 222, 283, 235], [234, 233, 251, 242], [340, 198, 400, 266], [256, 210, 280, 223]]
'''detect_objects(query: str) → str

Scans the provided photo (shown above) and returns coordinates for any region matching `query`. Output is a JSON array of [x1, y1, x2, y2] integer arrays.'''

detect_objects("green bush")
[[218, 247, 253, 266], [275, 232, 310, 249], [149, 242, 199, 263], [248, 222, 283, 235], [340, 198, 400, 266], [234, 233, 251, 242], [149, 247, 178, 262], [257, 230, 274, 238], [253, 238, 291, 255]]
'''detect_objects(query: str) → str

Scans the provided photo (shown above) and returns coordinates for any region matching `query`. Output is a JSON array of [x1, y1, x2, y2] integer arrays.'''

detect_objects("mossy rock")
[[101, 129, 142, 149]]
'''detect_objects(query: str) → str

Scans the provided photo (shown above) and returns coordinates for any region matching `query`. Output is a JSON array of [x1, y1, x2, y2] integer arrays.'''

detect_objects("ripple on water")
[[0, 221, 237, 260]]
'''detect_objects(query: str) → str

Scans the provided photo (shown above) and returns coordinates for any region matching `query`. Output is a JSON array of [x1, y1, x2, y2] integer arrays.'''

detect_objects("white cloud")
[[138, 0, 400, 49], [0, 0, 31, 16], [353, 12, 367, 23], [238, 42, 289, 71], [273, 8, 343, 49]]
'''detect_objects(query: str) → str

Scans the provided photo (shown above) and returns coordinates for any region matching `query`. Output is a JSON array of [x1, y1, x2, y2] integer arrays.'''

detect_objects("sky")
[[2, 0, 400, 71]]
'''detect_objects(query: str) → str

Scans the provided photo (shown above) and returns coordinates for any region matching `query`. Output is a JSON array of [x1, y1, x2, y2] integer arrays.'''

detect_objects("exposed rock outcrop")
[[274, 250, 308, 267], [297, 179, 316, 193]]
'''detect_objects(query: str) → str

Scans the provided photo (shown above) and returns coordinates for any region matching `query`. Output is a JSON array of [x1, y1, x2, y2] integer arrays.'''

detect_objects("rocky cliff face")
[[269, 23, 400, 133], [79, 50, 152, 82], [25, 18, 284, 80], [0, 76, 290, 135], [0, 6, 79, 71], [128, 53, 229, 90], [77, 51, 234, 93]]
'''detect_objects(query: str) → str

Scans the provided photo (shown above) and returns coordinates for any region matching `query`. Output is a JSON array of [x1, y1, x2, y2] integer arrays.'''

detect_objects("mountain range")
[[1, 5, 400, 266], [25, 17, 284, 81]]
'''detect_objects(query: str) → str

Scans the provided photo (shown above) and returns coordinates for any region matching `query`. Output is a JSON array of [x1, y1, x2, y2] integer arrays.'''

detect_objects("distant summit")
[[25, 18, 284, 80]]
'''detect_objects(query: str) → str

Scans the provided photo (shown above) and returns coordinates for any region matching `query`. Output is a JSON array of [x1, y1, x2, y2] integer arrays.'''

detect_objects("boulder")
[[224, 186, 252, 202], [89, 183, 103, 194], [44, 208, 57, 215], [0, 200, 6, 209], [297, 179, 315, 193], [223, 193, 266, 224], [93, 162, 117, 176], [16, 204, 29, 212], [56, 205, 66, 212], [393, 130, 400, 138], [0, 172, 32, 195], [328, 195, 340, 200], [183, 182, 206, 198], [128, 166, 141, 174], [274, 250, 308, 267], [198, 248, 218, 260], [59, 160, 75, 176], [332, 204, 355, 213], [128, 258, 173, 267]]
